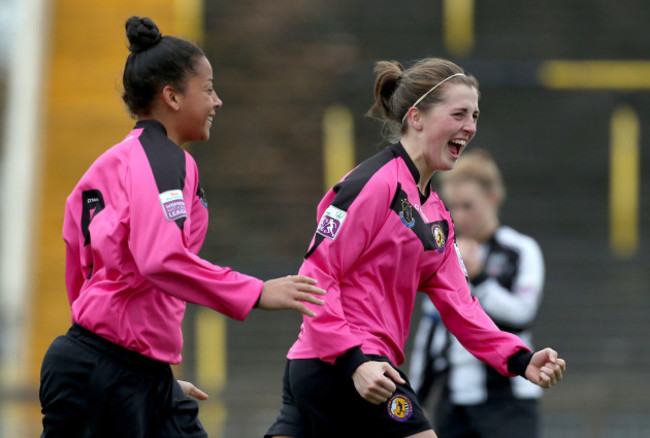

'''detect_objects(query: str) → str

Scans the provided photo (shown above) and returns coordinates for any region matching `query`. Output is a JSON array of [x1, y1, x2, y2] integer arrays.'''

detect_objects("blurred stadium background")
[[0, 0, 648, 436]]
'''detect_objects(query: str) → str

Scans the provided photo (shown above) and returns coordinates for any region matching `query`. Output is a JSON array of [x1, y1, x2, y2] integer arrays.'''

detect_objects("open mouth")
[[448, 139, 466, 157]]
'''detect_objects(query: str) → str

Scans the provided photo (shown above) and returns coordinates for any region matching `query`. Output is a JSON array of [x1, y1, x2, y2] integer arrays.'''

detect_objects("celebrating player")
[[265, 58, 565, 438], [39, 16, 325, 437]]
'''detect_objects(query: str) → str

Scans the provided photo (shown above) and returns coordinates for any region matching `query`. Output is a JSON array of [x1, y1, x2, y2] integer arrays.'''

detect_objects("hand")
[[351, 361, 406, 405], [456, 237, 483, 279], [177, 380, 209, 400], [258, 275, 326, 317], [525, 348, 566, 389]]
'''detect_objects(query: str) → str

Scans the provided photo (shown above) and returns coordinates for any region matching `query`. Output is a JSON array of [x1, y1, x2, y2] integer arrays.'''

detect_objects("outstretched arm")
[[257, 275, 326, 317]]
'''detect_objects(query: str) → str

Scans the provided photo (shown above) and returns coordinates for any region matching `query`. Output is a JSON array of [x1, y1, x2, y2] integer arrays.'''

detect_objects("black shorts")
[[435, 393, 539, 438], [39, 323, 207, 438], [265, 357, 432, 438]]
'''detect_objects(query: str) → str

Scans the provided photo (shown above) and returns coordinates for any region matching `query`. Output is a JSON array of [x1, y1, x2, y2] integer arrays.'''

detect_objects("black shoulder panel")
[[389, 186, 449, 252], [81, 189, 105, 246], [137, 120, 187, 230], [330, 147, 395, 210], [305, 146, 396, 259]]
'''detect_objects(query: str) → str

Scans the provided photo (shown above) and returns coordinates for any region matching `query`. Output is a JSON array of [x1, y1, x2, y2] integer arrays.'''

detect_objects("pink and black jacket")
[[287, 143, 532, 377], [63, 119, 262, 364]]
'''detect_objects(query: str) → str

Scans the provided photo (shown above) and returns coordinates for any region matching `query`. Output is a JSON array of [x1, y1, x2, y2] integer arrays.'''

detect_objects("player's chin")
[[197, 128, 211, 142], [439, 158, 456, 172]]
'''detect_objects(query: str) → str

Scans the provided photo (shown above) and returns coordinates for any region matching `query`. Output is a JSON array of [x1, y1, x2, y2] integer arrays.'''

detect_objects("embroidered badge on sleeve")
[[316, 205, 347, 240], [387, 394, 413, 422], [431, 223, 447, 253], [159, 190, 187, 221]]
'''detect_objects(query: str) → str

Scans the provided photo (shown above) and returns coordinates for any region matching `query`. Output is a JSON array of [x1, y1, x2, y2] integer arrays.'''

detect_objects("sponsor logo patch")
[[387, 394, 413, 422], [316, 205, 346, 240], [159, 190, 187, 221], [431, 223, 446, 253]]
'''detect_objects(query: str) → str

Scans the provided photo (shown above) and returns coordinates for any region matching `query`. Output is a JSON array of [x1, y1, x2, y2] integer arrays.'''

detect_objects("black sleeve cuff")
[[334, 346, 370, 376], [507, 349, 534, 377], [470, 270, 489, 285]]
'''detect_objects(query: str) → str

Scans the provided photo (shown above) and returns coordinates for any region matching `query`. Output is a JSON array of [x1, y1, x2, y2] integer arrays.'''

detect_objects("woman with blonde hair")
[[410, 148, 546, 438]]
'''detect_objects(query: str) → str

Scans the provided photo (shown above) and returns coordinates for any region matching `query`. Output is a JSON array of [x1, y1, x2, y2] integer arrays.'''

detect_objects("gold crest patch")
[[387, 394, 413, 422]]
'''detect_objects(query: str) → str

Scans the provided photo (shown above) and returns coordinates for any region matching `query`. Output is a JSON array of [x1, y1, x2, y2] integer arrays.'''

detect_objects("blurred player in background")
[[39, 16, 325, 438], [265, 58, 564, 438], [409, 149, 545, 438]]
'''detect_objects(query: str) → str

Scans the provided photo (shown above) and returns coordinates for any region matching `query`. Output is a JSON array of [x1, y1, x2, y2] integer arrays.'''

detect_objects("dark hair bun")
[[125, 16, 162, 54]]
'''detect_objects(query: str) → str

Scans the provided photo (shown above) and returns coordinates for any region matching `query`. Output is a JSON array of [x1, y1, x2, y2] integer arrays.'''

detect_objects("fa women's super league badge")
[[316, 205, 347, 240]]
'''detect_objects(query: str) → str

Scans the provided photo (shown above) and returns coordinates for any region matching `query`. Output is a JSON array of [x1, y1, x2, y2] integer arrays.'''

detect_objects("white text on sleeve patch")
[[159, 190, 187, 221]]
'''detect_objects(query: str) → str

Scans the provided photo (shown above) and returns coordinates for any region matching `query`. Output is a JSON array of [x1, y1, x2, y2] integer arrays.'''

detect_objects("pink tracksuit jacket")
[[63, 120, 263, 364], [287, 143, 530, 377]]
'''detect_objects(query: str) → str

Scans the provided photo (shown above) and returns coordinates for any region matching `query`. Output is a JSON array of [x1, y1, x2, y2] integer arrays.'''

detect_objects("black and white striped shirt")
[[410, 225, 545, 404]]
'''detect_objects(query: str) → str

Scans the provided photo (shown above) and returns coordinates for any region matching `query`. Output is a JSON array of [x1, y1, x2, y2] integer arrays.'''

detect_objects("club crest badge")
[[431, 223, 446, 253], [159, 190, 187, 221], [316, 205, 347, 240], [387, 394, 413, 422], [399, 199, 416, 228]]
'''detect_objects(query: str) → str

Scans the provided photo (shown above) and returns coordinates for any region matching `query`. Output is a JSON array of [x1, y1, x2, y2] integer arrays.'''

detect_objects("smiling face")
[[416, 83, 479, 172], [174, 56, 222, 144]]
